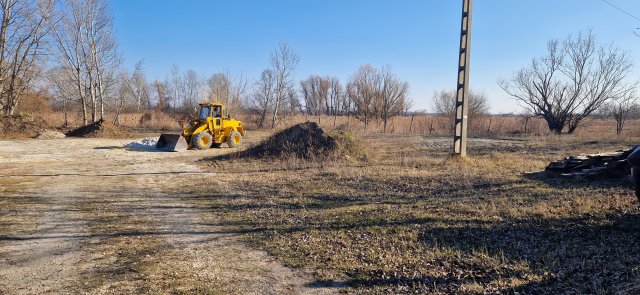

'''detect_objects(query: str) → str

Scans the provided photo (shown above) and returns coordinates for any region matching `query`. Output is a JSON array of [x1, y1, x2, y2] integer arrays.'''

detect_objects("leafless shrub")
[[500, 30, 636, 134]]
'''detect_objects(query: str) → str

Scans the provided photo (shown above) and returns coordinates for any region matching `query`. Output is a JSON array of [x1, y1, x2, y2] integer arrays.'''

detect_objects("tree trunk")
[[90, 82, 96, 123], [114, 95, 125, 126], [409, 114, 414, 133], [259, 108, 268, 129], [137, 93, 141, 112], [81, 96, 87, 126], [0, 2, 11, 110], [271, 90, 282, 128], [63, 98, 68, 127], [271, 108, 278, 128], [544, 116, 563, 134], [76, 68, 88, 126], [97, 76, 105, 120], [429, 119, 434, 135], [364, 115, 368, 131], [615, 114, 624, 135], [8, 101, 15, 115], [383, 114, 388, 133]]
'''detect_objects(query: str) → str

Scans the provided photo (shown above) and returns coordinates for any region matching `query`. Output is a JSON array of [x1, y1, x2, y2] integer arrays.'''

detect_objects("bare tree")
[[287, 87, 302, 114], [500, 31, 635, 134], [206, 71, 248, 111], [0, 0, 53, 115], [379, 66, 409, 133], [151, 79, 168, 112], [47, 67, 76, 126], [229, 73, 249, 112], [182, 69, 201, 111], [52, 0, 119, 125], [300, 75, 328, 117], [270, 42, 299, 128], [83, 0, 121, 121], [52, 0, 88, 125], [341, 82, 353, 123], [129, 60, 150, 112], [327, 77, 342, 126], [113, 60, 149, 125], [432, 89, 489, 122], [207, 72, 230, 103], [601, 87, 638, 135], [112, 70, 129, 125], [347, 64, 379, 130], [168, 64, 183, 110], [252, 69, 275, 128]]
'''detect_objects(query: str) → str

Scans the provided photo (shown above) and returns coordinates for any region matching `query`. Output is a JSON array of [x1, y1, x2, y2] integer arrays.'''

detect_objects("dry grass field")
[[199, 133, 640, 294], [38, 111, 640, 138], [0, 125, 639, 294]]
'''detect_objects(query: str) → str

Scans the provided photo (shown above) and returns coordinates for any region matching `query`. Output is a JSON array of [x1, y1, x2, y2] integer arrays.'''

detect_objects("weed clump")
[[65, 119, 133, 138]]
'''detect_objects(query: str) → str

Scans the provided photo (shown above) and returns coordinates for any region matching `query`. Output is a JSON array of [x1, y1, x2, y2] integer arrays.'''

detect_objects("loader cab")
[[197, 103, 228, 128], [212, 106, 221, 118], [198, 105, 211, 121], [212, 106, 222, 127], [197, 104, 223, 119]]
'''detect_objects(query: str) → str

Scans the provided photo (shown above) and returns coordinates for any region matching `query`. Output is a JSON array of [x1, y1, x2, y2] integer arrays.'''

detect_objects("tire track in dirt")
[[0, 138, 339, 294], [0, 176, 93, 294], [103, 163, 340, 294]]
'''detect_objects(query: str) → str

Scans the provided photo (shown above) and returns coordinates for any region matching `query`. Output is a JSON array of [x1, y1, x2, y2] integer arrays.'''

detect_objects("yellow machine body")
[[157, 103, 245, 151]]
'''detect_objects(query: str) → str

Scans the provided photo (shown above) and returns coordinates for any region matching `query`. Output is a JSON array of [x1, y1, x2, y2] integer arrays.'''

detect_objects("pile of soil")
[[65, 119, 133, 138], [236, 122, 366, 161], [0, 114, 53, 139]]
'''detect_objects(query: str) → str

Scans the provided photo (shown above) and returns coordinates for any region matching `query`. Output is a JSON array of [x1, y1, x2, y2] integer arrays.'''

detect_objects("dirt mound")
[[0, 114, 53, 139], [35, 129, 66, 139], [236, 122, 366, 161], [65, 119, 133, 138]]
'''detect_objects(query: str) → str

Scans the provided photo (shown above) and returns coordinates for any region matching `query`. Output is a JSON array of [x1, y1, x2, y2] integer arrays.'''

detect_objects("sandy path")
[[0, 137, 336, 294]]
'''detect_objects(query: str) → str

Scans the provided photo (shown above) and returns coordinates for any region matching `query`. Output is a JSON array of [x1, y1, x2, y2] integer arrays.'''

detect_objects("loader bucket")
[[156, 134, 188, 152]]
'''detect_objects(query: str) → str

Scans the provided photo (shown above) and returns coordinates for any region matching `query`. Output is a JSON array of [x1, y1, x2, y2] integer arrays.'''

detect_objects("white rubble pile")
[[125, 137, 159, 151]]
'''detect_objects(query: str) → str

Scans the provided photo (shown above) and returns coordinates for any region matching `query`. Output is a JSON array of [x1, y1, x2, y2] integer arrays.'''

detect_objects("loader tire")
[[193, 132, 213, 150], [227, 131, 242, 148]]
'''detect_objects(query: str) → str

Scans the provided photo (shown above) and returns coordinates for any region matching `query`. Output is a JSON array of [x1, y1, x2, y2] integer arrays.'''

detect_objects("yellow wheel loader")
[[156, 103, 245, 152]]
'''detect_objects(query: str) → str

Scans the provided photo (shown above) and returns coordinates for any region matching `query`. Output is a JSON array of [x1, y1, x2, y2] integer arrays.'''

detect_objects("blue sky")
[[110, 0, 640, 113]]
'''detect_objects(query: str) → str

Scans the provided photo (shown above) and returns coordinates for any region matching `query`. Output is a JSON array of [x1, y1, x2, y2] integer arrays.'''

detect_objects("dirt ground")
[[1, 132, 639, 294], [0, 133, 337, 294]]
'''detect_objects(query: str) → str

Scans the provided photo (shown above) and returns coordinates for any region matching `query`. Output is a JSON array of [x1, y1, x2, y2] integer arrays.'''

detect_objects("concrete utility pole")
[[453, 0, 473, 157]]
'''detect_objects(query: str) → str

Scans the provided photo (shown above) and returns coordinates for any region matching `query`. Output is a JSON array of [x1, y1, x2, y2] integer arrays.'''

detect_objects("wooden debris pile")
[[546, 146, 638, 178]]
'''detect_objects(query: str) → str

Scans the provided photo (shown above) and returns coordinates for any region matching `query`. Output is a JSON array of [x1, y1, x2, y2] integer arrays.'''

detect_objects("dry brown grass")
[[36, 110, 640, 139], [246, 114, 640, 139], [197, 133, 640, 294], [1, 121, 638, 293], [41, 112, 181, 130]]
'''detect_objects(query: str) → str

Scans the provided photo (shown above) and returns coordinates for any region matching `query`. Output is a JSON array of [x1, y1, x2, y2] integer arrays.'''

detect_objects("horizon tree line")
[[1, 0, 637, 134]]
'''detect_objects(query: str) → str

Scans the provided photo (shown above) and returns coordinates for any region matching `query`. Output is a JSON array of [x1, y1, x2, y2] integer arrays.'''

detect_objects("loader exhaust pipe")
[[156, 134, 188, 152]]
